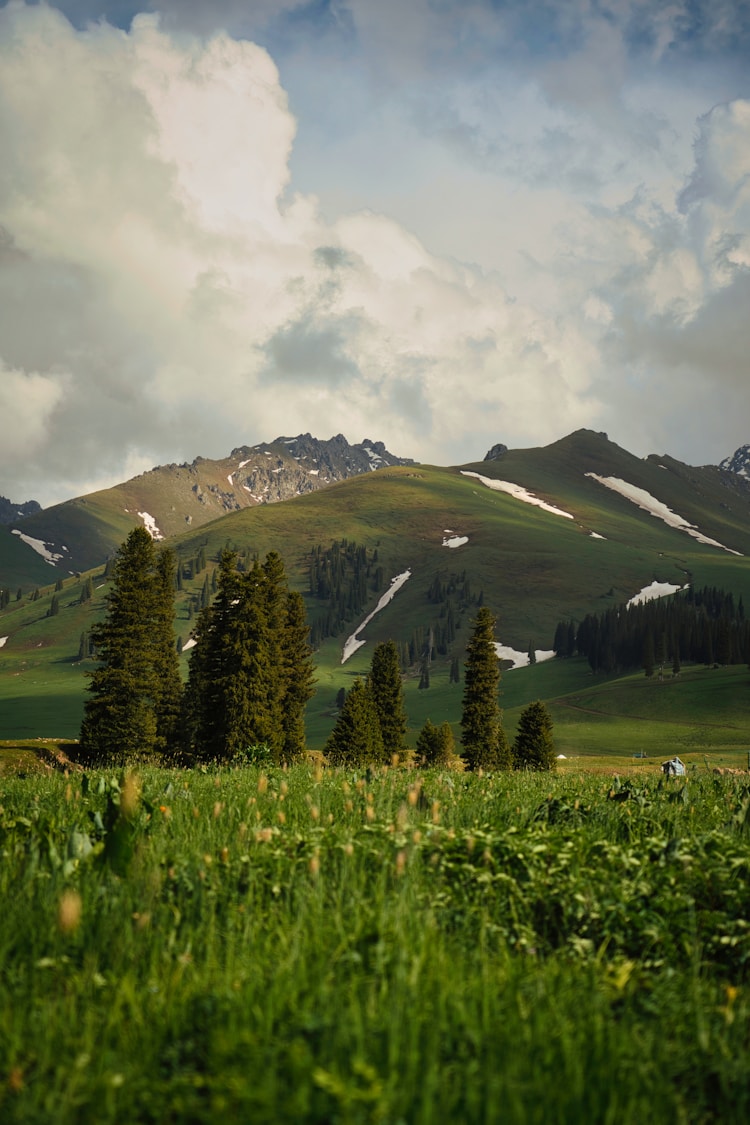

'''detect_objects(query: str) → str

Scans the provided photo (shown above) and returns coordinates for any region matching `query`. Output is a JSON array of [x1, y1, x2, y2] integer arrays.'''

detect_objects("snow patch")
[[585, 474, 742, 554], [138, 512, 164, 540], [227, 473, 234, 486], [462, 472, 575, 519], [182, 637, 197, 651], [590, 531, 606, 539], [627, 580, 685, 607], [11, 529, 65, 565], [494, 643, 556, 669], [238, 459, 251, 470], [309, 469, 320, 476], [443, 535, 468, 548], [341, 571, 412, 664], [0, 636, 8, 648]]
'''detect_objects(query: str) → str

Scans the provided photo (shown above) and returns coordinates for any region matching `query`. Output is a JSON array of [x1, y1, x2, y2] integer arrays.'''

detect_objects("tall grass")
[[1, 764, 749, 1123]]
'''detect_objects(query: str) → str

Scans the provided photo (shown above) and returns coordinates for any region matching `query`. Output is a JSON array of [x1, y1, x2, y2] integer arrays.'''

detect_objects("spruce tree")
[[512, 700, 555, 771], [182, 549, 315, 764], [367, 640, 407, 759], [280, 590, 316, 763], [416, 718, 455, 767], [79, 527, 179, 762], [325, 677, 385, 766], [460, 607, 511, 770]]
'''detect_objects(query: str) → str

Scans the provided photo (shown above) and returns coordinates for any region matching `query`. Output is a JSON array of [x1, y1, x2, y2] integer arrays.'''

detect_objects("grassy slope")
[[3, 432, 750, 750]]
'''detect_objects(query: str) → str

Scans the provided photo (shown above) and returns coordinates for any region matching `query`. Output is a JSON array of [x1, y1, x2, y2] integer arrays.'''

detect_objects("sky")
[[1, 0, 750, 508]]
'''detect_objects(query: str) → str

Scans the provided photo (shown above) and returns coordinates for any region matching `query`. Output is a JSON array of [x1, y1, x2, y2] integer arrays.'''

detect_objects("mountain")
[[0, 496, 41, 524], [5, 427, 750, 743], [2, 434, 413, 581], [719, 444, 750, 480]]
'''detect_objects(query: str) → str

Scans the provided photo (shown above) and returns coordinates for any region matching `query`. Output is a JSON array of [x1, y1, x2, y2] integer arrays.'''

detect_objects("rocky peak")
[[0, 496, 42, 525], [719, 445, 750, 480], [484, 443, 508, 462]]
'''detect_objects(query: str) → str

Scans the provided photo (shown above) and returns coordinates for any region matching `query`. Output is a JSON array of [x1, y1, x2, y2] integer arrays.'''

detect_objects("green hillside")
[[3, 430, 750, 751]]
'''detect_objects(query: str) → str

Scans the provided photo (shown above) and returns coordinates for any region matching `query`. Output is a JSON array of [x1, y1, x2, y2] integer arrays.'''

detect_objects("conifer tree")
[[512, 700, 555, 771], [182, 549, 315, 764], [280, 590, 316, 762], [460, 607, 511, 770], [415, 718, 455, 767], [368, 640, 408, 758], [325, 677, 385, 766], [79, 527, 179, 762]]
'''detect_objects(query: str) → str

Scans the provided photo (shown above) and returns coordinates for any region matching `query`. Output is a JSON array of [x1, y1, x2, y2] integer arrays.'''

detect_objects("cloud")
[[1, 1, 750, 507]]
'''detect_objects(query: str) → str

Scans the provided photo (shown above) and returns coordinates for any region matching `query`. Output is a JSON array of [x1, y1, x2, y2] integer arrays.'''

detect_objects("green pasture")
[[1, 765, 749, 1124]]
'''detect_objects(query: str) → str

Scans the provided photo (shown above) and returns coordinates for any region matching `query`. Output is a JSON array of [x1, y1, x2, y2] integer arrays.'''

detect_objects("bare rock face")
[[483, 443, 508, 462], [226, 434, 414, 504], [720, 445, 750, 481], [0, 496, 41, 524]]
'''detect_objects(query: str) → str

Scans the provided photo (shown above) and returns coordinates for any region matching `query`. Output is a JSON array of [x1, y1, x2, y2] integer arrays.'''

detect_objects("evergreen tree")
[[325, 677, 385, 766], [367, 640, 408, 758], [512, 700, 555, 771], [415, 718, 455, 767], [527, 641, 536, 666], [48, 594, 60, 617], [79, 576, 94, 605], [79, 528, 179, 762], [151, 549, 183, 755], [460, 607, 511, 770], [279, 590, 316, 763], [182, 549, 315, 764]]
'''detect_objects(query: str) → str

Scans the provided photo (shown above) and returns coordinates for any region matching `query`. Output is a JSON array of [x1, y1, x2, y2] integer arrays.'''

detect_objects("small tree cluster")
[[182, 550, 315, 765], [415, 719, 455, 767], [326, 640, 407, 766]]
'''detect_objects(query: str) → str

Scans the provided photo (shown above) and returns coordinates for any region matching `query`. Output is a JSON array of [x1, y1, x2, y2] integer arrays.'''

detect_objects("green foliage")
[[460, 607, 511, 770], [182, 550, 315, 764], [367, 640, 408, 758], [79, 528, 180, 762], [513, 699, 556, 771], [415, 718, 455, 767], [1, 768, 750, 1123], [325, 677, 386, 766]]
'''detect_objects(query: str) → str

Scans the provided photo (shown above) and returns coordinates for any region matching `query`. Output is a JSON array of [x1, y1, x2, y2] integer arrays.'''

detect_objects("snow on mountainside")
[[720, 445, 750, 480]]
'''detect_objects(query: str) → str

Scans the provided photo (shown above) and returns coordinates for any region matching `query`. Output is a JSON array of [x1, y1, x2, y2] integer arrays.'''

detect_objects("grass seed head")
[[58, 889, 82, 935]]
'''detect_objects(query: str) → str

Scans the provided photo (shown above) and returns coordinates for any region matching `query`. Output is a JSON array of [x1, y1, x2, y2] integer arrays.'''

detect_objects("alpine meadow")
[[2, 427, 750, 1122]]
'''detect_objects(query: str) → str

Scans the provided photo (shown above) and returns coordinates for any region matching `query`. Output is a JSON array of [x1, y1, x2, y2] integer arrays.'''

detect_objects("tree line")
[[554, 585, 750, 675]]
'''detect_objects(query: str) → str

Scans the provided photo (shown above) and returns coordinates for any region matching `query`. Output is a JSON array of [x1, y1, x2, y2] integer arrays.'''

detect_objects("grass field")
[[1, 762, 749, 1123]]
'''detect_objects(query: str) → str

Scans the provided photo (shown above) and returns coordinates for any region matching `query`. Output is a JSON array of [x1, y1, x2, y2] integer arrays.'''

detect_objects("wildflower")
[[395, 850, 407, 876], [257, 775, 268, 795], [344, 842, 354, 856], [213, 801, 223, 819], [277, 811, 286, 824], [431, 800, 441, 824], [58, 890, 82, 935], [365, 806, 375, 822], [309, 852, 320, 877], [159, 805, 171, 818], [310, 805, 320, 821], [220, 847, 229, 864], [413, 830, 422, 845]]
